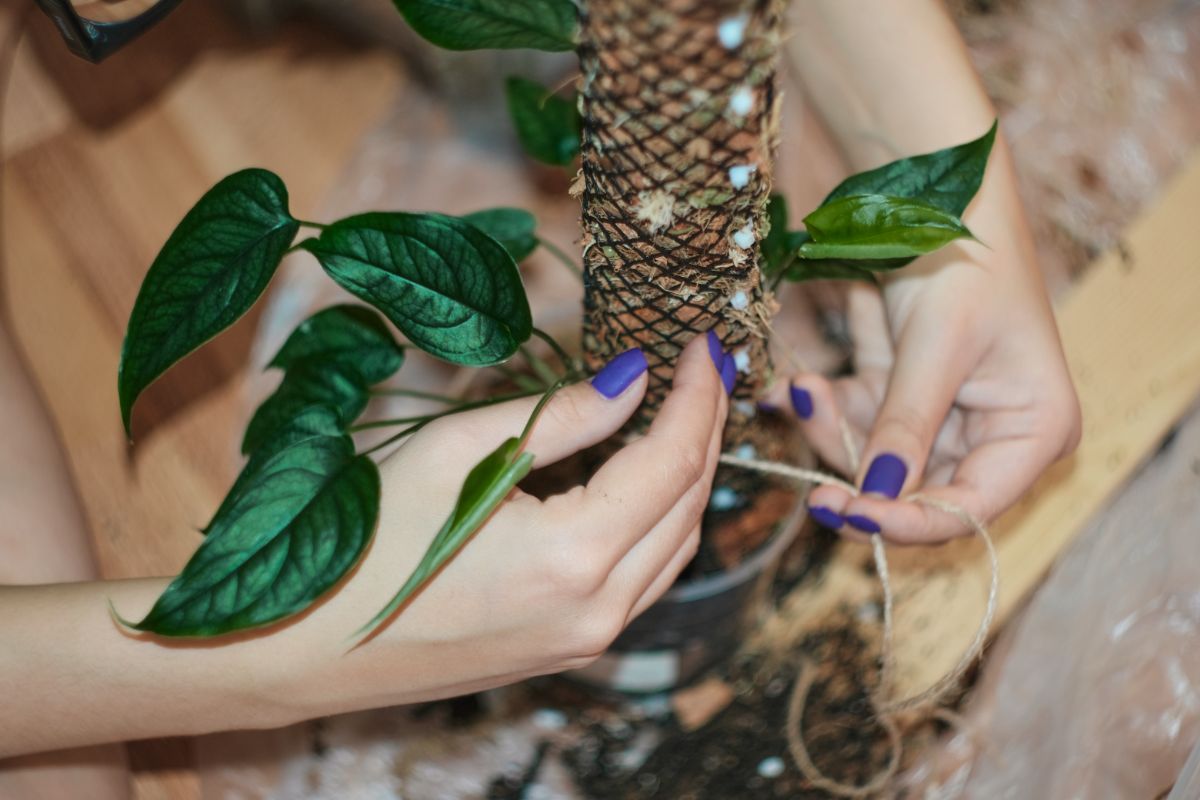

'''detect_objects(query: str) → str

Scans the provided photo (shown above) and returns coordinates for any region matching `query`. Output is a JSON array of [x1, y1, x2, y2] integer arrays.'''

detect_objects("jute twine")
[[717, 419, 999, 797]]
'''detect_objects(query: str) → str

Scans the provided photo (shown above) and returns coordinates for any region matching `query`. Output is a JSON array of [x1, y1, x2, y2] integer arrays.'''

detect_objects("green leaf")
[[823, 121, 997, 216], [124, 435, 380, 637], [203, 405, 345, 534], [270, 304, 404, 385], [300, 212, 533, 366], [782, 260, 880, 284], [799, 195, 975, 261], [118, 169, 299, 434], [461, 208, 539, 263], [242, 364, 369, 455], [355, 436, 533, 640], [394, 0, 576, 51], [760, 194, 791, 276], [505, 77, 581, 166]]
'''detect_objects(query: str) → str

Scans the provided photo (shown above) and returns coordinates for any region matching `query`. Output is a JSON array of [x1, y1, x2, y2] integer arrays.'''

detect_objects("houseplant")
[[113, 0, 993, 680]]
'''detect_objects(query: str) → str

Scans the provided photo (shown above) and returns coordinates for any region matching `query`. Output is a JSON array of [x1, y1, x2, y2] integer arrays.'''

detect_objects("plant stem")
[[538, 237, 583, 281], [518, 377, 572, 446], [494, 364, 546, 393], [357, 388, 546, 456], [531, 327, 577, 373], [520, 343, 561, 387], [295, 219, 328, 230], [369, 388, 462, 404]]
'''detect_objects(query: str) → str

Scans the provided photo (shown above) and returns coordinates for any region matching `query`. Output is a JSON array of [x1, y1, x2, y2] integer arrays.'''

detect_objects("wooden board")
[[766, 151, 1200, 701], [1, 6, 400, 799]]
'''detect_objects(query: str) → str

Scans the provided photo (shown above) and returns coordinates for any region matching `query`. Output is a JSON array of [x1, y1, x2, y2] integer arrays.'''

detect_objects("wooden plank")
[[765, 151, 1200, 701], [2, 12, 400, 799]]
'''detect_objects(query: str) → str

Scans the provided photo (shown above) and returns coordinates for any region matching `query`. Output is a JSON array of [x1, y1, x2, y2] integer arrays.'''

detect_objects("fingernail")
[[719, 353, 737, 395], [808, 505, 843, 530], [845, 514, 881, 534], [789, 384, 813, 420], [590, 348, 648, 398], [861, 453, 907, 498], [706, 329, 725, 373]]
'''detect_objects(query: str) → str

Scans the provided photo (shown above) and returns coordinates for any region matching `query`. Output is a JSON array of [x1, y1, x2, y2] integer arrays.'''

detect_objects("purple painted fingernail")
[[719, 353, 737, 395], [861, 453, 907, 498], [846, 514, 881, 534], [789, 385, 813, 420], [590, 348, 648, 398], [808, 505, 843, 530], [706, 329, 724, 373]]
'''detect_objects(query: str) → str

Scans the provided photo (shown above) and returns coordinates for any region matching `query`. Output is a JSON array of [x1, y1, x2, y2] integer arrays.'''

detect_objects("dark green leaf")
[[242, 364, 368, 455], [823, 121, 997, 216], [118, 169, 299, 434], [355, 436, 533, 639], [461, 208, 539, 263], [505, 77, 581, 166], [760, 194, 791, 276], [203, 405, 345, 534], [301, 212, 533, 366], [270, 304, 404, 385], [394, 0, 576, 51], [800, 195, 974, 261], [782, 260, 880, 284], [124, 435, 380, 637]]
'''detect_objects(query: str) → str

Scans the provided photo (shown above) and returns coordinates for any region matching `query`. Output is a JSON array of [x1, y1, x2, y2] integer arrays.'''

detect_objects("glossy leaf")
[[355, 436, 533, 639], [823, 121, 997, 216], [300, 212, 533, 366], [270, 304, 404, 385], [242, 364, 369, 455], [125, 435, 380, 637], [118, 169, 299, 434], [461, 208, 539, 263], [505, 77, 581, 166], [393, 0, 576, 51], [203, 405, 345, 534], [799, 195, 974, 261], [760, 194, 791, 276], [782, 260, 880, 284]]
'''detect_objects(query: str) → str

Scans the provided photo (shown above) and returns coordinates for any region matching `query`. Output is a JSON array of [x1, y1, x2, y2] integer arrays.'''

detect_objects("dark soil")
[[562, 622, 895, 799]]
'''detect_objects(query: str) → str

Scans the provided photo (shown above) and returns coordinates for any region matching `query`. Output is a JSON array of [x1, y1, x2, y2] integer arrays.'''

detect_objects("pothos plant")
[[113, 0, 995, 640]]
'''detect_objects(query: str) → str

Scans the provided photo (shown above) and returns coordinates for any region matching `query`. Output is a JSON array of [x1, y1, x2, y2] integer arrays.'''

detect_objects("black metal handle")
[[35, 0, 185, 63]]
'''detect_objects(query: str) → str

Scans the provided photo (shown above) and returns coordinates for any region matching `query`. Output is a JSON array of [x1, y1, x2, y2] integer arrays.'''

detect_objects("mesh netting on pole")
[[578, 0, 783, 432]]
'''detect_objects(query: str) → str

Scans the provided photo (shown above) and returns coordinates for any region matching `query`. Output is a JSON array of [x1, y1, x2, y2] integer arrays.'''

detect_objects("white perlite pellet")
[[729, 85, 754, 116], [728, 164, 756, 189], [717, 15, 748, 49], [733, 349, 751, 373], [732, 222, 755, 249]]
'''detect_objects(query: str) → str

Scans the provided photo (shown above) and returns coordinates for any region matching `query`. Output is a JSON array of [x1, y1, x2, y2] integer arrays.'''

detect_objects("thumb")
[[841, 319, 969, 535], [429, 348, 652, 470]]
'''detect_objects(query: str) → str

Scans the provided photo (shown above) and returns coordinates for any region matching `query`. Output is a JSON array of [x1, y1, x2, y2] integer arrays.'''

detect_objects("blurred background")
[[1, 0, 1199, 797]]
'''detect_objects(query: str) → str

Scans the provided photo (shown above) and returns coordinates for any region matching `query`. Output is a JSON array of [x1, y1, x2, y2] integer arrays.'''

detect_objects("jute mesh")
[[578, 0, 783, 432]]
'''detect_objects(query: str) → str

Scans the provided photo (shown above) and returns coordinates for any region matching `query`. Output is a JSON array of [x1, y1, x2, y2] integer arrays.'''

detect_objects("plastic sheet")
[[906, 407, 1200, 799], [952, 0, 1200, 294]]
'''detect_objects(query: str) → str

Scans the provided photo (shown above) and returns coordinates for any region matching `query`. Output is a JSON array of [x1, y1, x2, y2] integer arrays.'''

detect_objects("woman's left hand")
[[769, 142, 1081, 545]]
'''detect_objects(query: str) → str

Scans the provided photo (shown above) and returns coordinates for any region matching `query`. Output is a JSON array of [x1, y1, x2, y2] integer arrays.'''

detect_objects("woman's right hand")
[[279, 332, 731, 719]]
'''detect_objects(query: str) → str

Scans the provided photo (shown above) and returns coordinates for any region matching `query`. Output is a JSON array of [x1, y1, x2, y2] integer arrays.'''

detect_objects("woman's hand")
[[285, 332, 731, 717], [772, 143, 1081, 545]]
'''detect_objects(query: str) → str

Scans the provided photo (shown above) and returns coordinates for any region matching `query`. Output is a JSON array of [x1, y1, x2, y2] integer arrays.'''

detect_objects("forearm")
[[0, 577, 311, 757], [788, 0, 994, 166], [789, 0, 1041, 284]]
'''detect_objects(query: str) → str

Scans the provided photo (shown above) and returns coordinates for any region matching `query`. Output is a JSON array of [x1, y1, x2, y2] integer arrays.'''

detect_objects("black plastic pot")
[[568, 498, 807, 693]]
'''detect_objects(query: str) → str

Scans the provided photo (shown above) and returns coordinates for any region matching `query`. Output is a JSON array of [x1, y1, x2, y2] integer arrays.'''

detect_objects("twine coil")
[[718, 432, 999, 797]]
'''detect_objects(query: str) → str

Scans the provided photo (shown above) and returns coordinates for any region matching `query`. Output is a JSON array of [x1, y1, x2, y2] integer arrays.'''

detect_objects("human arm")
[[0, 333, 729, 757], [777, 0, 1081, 542]]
